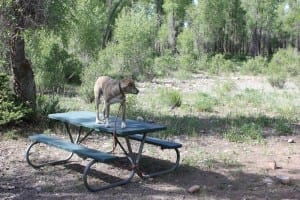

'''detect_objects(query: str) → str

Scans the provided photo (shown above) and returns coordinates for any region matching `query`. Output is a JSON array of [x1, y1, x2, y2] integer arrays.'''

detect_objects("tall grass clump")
[[195, 92, 218, 112], [159, 88, 182, 108], [214, 80, 236, 97]]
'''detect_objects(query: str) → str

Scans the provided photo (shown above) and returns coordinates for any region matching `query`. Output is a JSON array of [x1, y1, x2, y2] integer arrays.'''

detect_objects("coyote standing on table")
[[94, 76, 139, 128]]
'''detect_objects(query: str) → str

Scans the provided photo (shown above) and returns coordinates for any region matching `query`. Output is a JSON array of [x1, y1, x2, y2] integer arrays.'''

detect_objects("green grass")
[[158, 88, 182, 108], [51, 74, 299, 143], [195, 92, 218, 112], [223, 123, 264, 144]]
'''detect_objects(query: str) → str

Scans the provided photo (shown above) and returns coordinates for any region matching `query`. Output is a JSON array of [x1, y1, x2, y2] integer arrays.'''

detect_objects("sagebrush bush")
[[0, 73, 31, 125]]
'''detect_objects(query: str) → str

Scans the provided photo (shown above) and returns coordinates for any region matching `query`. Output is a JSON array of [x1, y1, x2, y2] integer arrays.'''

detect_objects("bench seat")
[[29, 134, 117, 162], [128, 134, 182, 149]]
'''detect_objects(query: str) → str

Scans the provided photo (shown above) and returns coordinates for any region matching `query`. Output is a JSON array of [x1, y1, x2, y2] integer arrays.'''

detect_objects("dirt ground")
[[0, 75, 300, 200], [0, 131, 299, 200]]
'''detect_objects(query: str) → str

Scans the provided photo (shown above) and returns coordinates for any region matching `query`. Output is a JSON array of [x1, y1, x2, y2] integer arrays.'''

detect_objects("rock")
[[276, 175, 291, 185], [187, 185, 200, 193], [268, 160, 277, 170], [287, 138, 295, 143]]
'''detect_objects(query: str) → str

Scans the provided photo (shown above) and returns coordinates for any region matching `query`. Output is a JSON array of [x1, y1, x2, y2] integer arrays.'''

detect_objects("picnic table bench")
[[25, 111, 182, 192]]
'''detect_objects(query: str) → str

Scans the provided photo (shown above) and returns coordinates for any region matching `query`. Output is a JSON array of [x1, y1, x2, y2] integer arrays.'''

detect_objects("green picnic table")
[[26, 111, 182, 192]]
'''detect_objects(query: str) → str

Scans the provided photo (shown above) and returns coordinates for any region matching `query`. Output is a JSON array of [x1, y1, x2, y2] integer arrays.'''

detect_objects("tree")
[[1, 0, 75, 111], [2, 0, 42, 111], [241, 0, 281, 56], [157, 0, 191, 54], [278, 0, 300, 51]]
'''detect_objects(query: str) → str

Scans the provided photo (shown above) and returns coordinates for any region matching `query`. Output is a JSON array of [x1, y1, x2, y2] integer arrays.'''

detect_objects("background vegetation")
[[0, 0, 299, 142]]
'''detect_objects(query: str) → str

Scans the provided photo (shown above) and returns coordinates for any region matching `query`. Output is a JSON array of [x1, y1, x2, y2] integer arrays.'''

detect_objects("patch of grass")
[[233, 89, 263, 107], [2, 130, 19, 140], [195, 92, 218, 112], [223, 123, 264, 143], [214, 80, 236, 97], [159, 88, 182, 108], [218, 152, 240, 168], [182, 149, 207, 167], [274, 120, 292, 136]]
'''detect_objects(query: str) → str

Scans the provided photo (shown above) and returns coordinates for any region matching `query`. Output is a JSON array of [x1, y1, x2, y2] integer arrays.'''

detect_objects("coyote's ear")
[[120, 79, 134, 89]]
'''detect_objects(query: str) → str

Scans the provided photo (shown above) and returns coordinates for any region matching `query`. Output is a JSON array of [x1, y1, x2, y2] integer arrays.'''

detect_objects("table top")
[[48, 111, 166, 136]]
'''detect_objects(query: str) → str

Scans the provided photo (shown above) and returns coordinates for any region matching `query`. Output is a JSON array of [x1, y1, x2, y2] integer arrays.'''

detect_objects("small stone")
[[276, 175, 291, 185], [268, 160, 277, 170], [187, 185, 200, 193], [287, 138, 295, 143]]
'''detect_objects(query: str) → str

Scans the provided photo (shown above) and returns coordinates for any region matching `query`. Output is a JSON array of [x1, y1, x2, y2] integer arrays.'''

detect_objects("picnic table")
[[25, 111, 182, 192]]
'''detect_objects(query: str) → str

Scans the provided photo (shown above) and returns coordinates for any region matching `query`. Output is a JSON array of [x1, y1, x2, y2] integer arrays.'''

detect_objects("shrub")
[[113, 6, 158, 79], [153, 53, 178, 77], [195, 92, 218, 112], [178, 54, 197, 72], [36, 94, 66, 119], [0, 73, 31, 125], [25, 31, 82, 92], [208, 54, 236, 74], [241, 56, 268, 75], [269, 48, 300, 76], [267, 48, 300, 88]]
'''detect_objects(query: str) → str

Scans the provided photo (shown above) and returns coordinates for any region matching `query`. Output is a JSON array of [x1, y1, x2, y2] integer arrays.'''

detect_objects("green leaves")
[[0, 73, 31, 125]]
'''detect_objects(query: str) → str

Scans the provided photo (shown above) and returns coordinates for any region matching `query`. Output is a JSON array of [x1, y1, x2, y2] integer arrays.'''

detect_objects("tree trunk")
[[155, 0, 163, 26], [297, 33, 300, 52], [7, 0, 37, 111], [10, 32, 36, 111], [250, 27, 259, 56], [102, 0, 125, 48], [167, 10, 177, 54]]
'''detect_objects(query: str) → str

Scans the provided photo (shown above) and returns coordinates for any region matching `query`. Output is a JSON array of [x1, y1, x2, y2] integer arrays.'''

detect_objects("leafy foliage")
[[36, 94, 65, 118], [0, 73, 31, 125]]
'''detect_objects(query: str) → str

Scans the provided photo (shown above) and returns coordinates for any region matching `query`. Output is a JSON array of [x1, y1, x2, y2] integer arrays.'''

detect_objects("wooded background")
[[0, 0, 299, 116]]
